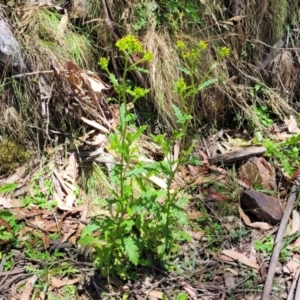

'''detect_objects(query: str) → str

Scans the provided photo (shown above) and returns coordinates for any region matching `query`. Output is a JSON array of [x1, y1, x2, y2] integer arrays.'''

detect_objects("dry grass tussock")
[[1, 6, 97, 146], [1, 0, 300, 151], [144, 29, 180, 129]]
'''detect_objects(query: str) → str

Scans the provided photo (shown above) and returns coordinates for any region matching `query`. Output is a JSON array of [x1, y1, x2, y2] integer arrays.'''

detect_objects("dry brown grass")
[[144, 29, 181, 129], [1, 0, 299, 147]]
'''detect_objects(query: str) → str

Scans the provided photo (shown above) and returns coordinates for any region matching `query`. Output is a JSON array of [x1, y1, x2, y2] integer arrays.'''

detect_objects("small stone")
[[240, 190, 283, 225], [238, 157, 277, 191]]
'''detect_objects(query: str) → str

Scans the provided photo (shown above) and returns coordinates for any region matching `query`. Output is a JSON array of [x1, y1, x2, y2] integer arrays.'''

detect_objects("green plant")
[[230, 228, 249, 240], [131, 0, 203, 32], [263, 133, 300, 176], [0, 183, 18, 194], [175, 40, 229, 145], [79, 35, 191, 278], [249, 84, 268, 98], [252, 105, 273, 127], [254, 236, 274, 254], [255, 235, 294, 262], [161, 0, 202, 30], [21, 178, 57, 209], [243, 270, 259, 289], [0, 210, 23, 245], [132, 1, 159, 31], [0, 252, 15, 271], [24, 245, 78, 279], [174, 293, 189, 300], [204, 222, 223, 244]]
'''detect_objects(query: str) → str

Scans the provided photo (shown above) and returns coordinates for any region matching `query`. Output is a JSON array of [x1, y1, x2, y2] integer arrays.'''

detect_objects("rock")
[[0, 9, 26, 72], [240, 190, 283, 225], [238, 157, 277, 191]]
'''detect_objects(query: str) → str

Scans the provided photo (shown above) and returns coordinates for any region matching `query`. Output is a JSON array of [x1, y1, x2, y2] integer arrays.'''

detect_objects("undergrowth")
[[78, 34, 229, 278]]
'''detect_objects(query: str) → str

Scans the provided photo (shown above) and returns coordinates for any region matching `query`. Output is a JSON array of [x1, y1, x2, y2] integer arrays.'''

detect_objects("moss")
[[0, 139, 31, 175]]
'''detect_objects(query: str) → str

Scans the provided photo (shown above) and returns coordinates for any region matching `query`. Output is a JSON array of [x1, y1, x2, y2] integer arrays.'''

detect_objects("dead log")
[[208, 146, 266, 164]]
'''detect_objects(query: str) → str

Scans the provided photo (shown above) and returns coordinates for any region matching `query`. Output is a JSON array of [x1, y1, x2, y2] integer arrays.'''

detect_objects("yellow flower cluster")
[[116, 35, 143, 54]]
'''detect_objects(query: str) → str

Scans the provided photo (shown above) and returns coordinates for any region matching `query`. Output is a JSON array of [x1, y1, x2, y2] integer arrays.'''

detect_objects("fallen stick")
[[262, 176, 300, 299], [287, 265, 300, 300], [208, 146, 266, 164]]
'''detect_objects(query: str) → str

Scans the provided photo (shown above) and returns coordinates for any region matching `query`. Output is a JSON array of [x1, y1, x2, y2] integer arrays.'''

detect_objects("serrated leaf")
[[109, 73, 119, 87], [120, 220, 135, 232], [81, 223, 99, 236], [209, 62, 218, 71], [197, 78, 218, 92], [127, 125, 147, 143], [178, 66, 191, 75], [125, 167, 147, 178], [123, 236, 139, 265]]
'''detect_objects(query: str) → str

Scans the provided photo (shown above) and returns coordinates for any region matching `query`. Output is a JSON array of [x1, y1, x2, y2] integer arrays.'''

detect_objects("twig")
[[294, 265, 300, 300], [287, 265, 300, 300], [143, 277, 166, 300], [262, 176, 300, 299], [11, 70, 54, 78]]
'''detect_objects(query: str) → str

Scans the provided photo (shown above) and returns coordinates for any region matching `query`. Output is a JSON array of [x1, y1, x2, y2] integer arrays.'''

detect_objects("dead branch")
[[262, 176, 300, 300]]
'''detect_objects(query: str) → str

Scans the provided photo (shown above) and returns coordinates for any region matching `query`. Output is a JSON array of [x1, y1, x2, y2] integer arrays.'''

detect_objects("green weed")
[[175, 39, 229, 142], [21, 176, 57, 209], [252, 105, 274, 127], [263, 133, 300, 176], [80, 35, 191, 278], [0, 210, 23, 245]]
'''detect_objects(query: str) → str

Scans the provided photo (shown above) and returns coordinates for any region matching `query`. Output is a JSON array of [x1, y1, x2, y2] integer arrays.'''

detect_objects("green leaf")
[[172, 104, 192, 126], [109, 73, 119, 87], [119, 103, 126, 130], [176, 293, 189, 300], [0, 183, 17, 194], [125, 167, 147, 178], [81, 223, 99, 237], [209, 62, 218, 71], [123, 236, 139, 265], [120, 220, 135, 232], [197, 78, 218, 92], [280, 133, 300, 146], [178, 66, 191, 75], [128, 66, 149, 73], [127, 125, 147, 143]]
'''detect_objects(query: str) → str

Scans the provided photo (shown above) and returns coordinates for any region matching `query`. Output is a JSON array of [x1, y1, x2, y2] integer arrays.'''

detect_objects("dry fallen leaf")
[[82, 73, 110, 93], [58, 13, 68, 32], [81, 117, 110, 134], [238, 206, 272, 230], [181, 282, 197, 300], [65, 153, 78, 184], [284, 254, 300, 276], [222, 249, 259, 270], [0, 197, 21, 208], [144, 290, 164, 299], [21, 275, 38, 300], [290, 210, 300, 235], [187, 230, 205, 241], [188, 211, 203, 220], [286, 115, 300, 134], [50, 276, 82, 288]]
